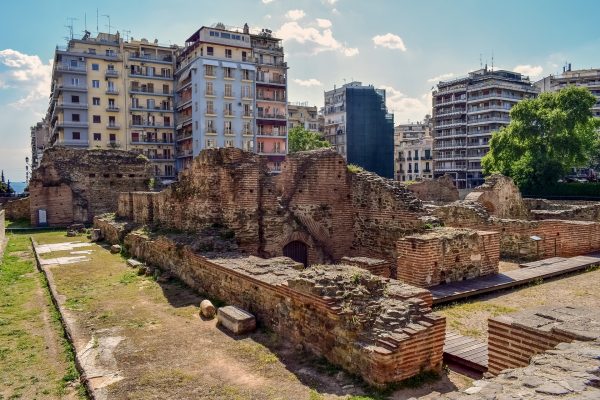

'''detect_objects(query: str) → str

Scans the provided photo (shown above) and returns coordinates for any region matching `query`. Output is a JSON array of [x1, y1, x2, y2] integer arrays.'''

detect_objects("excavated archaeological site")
[[4, 146, 600, 398]]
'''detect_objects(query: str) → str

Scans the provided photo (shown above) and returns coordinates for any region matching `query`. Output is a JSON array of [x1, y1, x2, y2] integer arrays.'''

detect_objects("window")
[[92, 97, 100, 106], [242, 51, 247, 62], [242, 85, 251, 98], [93, 115, 101, 123], [92, 63, 99, 71], [242, 70, 251, 80], [88, 48, 96, 54], [71, 77, 80, 86], [109, 133, 116, 142], [425, 149, 431, 159], [244, 140, 253, 151], [70, 59, 78, 67], [206, 139, 215, 148], [224, 84, 233, 97], [108, 99, 116, 109], [72, 132, 81, 140], [205, 65, 215, 77], [224, 67, 233, 78], [225, 139, 234, 148], [207, 46, 214, 56], [206, 101, 214, 114], [164, 116, 170, 127], [195, 102, 198, 112], [414, 150, 419, 159], [225, 49, 232, 59], [71, 95, 80, 103], [224, 120, 232, 134], [108, 116, 116, 126], [425, 162, 430, 171], [224, 103, 233, 116], [257, 141, 265, 152], [243, 122, 252, 135], [92, 80, 100, 88], [221, 32, 231, 39], [414, 163, 419, 173], [206, 81, 214, 95], [72, 113, 80, 122], [162, 84, 169, 94], [206, 120, 215, 133], [243, 104, 252, 117], [93, 133, 101, 141]]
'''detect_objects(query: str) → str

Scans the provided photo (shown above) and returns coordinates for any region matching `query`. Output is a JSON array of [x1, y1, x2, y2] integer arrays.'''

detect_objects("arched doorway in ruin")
[[283, 240, 308, 267]]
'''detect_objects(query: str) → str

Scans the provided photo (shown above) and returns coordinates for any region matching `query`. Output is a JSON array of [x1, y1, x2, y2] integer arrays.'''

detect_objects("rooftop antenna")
[[84, 12, 87, 31], [96, 9, 99, 33], [479, 53, 482, 68], [491, 50, 494, 71], [122, 29, 131, 41], [65, 17, 77, 40], [102, 14, 112, 35]]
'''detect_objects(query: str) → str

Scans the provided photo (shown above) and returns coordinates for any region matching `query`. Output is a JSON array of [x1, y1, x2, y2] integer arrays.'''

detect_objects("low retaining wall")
[[2, 196, 30, 222], [396, 228, 500, 287], [488, 307, 600, 375], [94, 217, 446, 386], [340, 256, 392, 278], [92, 215, 135, 244], [0, 210, 5, 253]]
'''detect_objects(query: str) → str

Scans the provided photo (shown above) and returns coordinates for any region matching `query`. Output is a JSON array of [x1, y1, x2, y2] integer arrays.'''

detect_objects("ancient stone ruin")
[[405, 174, 460, 203], [29, 147, 153, 226]]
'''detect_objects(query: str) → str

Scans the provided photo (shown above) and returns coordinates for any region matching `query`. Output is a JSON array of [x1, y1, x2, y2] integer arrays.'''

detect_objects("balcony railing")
[[257, 95, 286, 102], [105, 69, 119, 77], [128, 53, 174, 64], [57, 121, 88, 128], [106, 88, 119, 95], [130, 122, 172, 128], [56, 64, 86, 73], [145, 154, 174, 161], [59, 83, 88, 91], [57, 139, 89, 147], [256, 77, 286, 85], [257, 112, 286, 120], [106, 106, 120, 112], [56, 102, 88, 109], [130, 106, 174, 112], [129, 72, 172, 80], [129, 87, 173, 96], [106, 123, 120, 130], [131, 138, 174, 145]]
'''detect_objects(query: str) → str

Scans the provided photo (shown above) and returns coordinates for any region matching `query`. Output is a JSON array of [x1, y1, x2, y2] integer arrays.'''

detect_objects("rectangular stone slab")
[[218, 306, 256, 334], [127, 258, 143, 268]]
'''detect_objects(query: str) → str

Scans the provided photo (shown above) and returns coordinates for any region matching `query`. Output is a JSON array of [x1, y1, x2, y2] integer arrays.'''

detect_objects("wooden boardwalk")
[[431, 253, 600, 305], [443, 331, 487, 372]]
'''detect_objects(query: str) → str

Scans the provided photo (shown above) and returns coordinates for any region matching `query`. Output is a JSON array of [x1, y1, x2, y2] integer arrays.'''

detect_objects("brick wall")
[[29, 147, 152, 226], [110, 227, 445, 386], [396, 228, 500, 287], [464, 174, 529, 219], [488, 307, 600, 375], [406, 175, 459, 203], [340, 256, 392, 278], [2, 197, 30, 222]]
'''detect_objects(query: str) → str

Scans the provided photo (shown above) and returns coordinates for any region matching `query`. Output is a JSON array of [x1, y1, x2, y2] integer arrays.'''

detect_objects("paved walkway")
[[443, 331, 487, 373], [431, 253, 600, 305]]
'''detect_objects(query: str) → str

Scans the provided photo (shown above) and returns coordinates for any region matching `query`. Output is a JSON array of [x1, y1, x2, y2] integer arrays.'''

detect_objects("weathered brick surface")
[[29, 147, 152, 226], [111, 228, 445, 386], [2, 197, 30, 222], [0, 210, 5, 247], [397, 228, 500, 287], [340, 256, 392, 278], [464, 174, 529, 219], [526, 198, 600, 221], [406, 175, 459, 203], [488, 307, 600, 375]]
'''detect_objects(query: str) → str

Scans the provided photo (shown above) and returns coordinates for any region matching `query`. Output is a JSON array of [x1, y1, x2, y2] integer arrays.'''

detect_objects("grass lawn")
[[0, 231, 83, 399]]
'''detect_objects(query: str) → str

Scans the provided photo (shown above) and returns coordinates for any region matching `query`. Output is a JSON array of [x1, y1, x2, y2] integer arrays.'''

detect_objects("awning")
[[177, 67, 192, 85], [221, 61, 238, 69], [203, 59, 219, 66], [240, 63, 256, 71]]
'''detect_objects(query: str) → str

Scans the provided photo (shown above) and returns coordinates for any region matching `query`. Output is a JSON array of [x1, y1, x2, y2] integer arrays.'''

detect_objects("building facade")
[[46, 32, 177, 184], [394, 117, 433, 181], [288, 102, 322, 133], [324, 82, 394, 178], [432, 67, 538, 188], [535, 64, 600, 118], [30, 119, 50, 169]]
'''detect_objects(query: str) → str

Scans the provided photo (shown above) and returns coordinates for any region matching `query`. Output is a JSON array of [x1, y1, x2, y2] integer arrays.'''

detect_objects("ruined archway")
[[283, 240, 308, 267]]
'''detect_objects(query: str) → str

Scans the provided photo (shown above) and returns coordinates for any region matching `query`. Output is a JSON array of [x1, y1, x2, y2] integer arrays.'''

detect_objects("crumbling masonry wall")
[[113, 228, 445, 386], [405, 175, 459, 203], [30, 147, 152, 226], [464, 174, 529, 219], [525, 198, 600, 221], [396, 228, 500, 287], [2, 197, 30, 222]]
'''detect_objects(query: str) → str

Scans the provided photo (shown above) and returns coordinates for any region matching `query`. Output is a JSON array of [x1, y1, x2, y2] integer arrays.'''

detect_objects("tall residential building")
[[288, 102, 322, 132], [323, 82, 395, 178], [535, 64, 600, 118], [47, 32, 177, 184], [251, 28, 288, 172], [432, 67, 538, 188], [394, 116, 433, 181], [30, 119, 50, 169]]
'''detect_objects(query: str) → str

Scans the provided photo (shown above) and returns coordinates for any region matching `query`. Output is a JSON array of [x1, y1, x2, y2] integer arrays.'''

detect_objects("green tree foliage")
[[482, 86, 600, 190], [288, 126, 330, 153], [0, 170, 13, 194]]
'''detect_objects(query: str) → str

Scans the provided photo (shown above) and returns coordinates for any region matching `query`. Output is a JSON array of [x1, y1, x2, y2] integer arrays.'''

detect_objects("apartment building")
[[288, 102, 322, 133], [324, 82, 394, 178], [47, 32, 177, 183], [252, 28, 288, 171], [174, 24, 257, 171], [30, 119, 50, 169], [535, 64, 600, 118], [432, 67, 538, 188], [394, 116, 433, 181]]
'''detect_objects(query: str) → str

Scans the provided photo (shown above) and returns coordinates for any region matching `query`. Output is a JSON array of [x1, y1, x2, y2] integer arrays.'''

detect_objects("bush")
[[523, 182, 600, 199]]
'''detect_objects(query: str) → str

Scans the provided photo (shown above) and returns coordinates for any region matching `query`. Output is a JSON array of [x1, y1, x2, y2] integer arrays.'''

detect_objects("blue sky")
[[1, 0, 600, 181]]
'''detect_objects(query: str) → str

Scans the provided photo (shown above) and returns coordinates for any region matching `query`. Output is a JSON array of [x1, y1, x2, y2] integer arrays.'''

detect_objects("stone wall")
[[434, 202, 600, 260], [0, 210, 5, 248], [340, 256, 392, 278], [406, 175, 459, 203], [29, 147, 152, 226], [488, 306, 600, 375], [464, 174, 529, 219], [108, 225, 446, 386], [2, 197, 30, 222], [116, 148, 429, 266], [526, 199, 600, 221], [396, 228, 500, 287]]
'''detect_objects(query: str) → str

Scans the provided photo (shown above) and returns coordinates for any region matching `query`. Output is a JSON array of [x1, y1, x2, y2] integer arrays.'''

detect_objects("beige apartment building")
[[288, 102, 322, 133], [47, 32, 177, 183], [394, 117, 433, 181]]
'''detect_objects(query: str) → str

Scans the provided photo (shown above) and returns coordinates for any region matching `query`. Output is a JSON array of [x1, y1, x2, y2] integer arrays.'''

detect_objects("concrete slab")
[[218, 306, 256, 335]]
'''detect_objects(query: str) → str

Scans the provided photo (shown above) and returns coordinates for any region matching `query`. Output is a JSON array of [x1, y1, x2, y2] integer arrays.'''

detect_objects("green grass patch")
[[347, 164, 364, 174], [5, 218, 30, 228]]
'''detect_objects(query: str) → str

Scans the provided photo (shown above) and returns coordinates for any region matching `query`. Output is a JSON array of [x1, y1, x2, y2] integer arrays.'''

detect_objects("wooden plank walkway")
[[443, 331, 487, 372], [431, 253, 600, 305]]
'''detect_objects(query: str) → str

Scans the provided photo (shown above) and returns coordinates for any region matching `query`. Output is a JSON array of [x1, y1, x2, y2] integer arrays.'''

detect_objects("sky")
[[1, 0, 600, 181]]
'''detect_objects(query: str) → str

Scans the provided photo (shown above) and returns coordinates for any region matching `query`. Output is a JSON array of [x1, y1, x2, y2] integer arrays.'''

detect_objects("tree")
[[288, 126, 330, 153], [482, 86, 600, 190]]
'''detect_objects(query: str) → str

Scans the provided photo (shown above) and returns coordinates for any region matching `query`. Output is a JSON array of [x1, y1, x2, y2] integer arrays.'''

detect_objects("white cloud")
[[262, 0, 275, 4], [285, 9, 306, 20], [372, 33, 407, 51], [427, 73, 455, 83], [264, 14, 272, 20], [316, 18, 332, 28], [381, 86, 432, 123], [513, 64, 543, 78], [0, 49, 52, 109], [294, 78, 323, 87], [324, 0, 338, 5], [275, 21, 358, 57]]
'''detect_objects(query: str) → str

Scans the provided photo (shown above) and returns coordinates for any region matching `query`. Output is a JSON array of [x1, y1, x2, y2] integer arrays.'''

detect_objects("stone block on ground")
[[68, 223, 86, 233], [90, 229, 102, 242], [200, 300, 216, 319], [126, 258, 143, 268], [66, 230, 77, 237], [110, 244, 122, 254], [217, 306, 256, 334]]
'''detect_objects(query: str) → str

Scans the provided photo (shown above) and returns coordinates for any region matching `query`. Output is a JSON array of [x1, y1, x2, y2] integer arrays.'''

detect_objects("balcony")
[[130, 106, 174, 113], [130, 121, 172, 129], [106, 106, 120, 112], [129, 72, 172, 81], [57, 121, 88, 128], [467, 116, 510, 126], [106, 88, 119, 95], [56, 64, 86, 74], [131, 138, 174, 145], [145, 154, 175, 162], [205, 129, 217, 135], [106, 123, 120, 130], [107, 140, 122, 148], [129, 86, 173, 96], [256, 77, 286, 86], [128, 53, 174, 64], [105, 69, 119, 78], [257, 94, 286, 103], [57, 139, 89, 147], [176, 149, 194, 157], [256, 130, 286, 137], [59, 83, 88, 92], [56, 102, 88, 109], [258, 149, 286, 155], [257, 112, 286, 120]]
